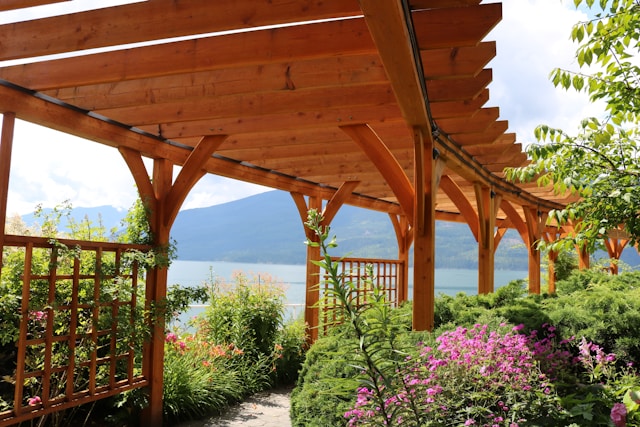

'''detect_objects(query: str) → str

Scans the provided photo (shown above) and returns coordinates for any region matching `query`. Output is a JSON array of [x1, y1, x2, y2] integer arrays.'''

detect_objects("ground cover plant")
[[292, 210, 640, 426]]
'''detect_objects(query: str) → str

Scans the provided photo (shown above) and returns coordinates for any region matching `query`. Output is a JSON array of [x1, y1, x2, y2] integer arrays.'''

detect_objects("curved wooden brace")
[[323, 181, 360, 225], [340, 124, 415, 222], [389, 213, 414, 251], [163, 135, 227, 227], [291, 192, 314, 240], [119, 147, 154, 204], [494, 217, 512, 249], [523, 207, 547, 247], [500, 200, 528, 242], [439, 175, 479, 241]]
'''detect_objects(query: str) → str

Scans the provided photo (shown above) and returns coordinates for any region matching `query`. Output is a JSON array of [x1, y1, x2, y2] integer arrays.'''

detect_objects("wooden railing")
[[321, 257, 404, 330], [0, 235, 152, 426]]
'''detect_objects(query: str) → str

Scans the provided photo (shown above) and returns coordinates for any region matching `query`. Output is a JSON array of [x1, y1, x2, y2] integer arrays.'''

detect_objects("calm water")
[[168, 260, 528, 323]]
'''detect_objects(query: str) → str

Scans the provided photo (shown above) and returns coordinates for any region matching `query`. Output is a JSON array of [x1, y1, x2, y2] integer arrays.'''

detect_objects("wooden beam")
[[46, 47, 495, 111], [95, 84, 397, 127], [436, 106, 499, 134], [429, 89, 489, 119], [0, 83, 400, 215], [413, 4, 502, 49], [0, 17, 377, 90], [359, 0, 428, 127], [0, 0, 362, 61], [452, 121, 510, 146], [340, 124, 415, 220], [427, 69, 493, 102], [422, 41, 496, 79], [0, 0, 69, 12], [45, 54, 390, 110], [118, 147, 155, 210], [523, 207, 547, 294], [147, 104, 404, 138]]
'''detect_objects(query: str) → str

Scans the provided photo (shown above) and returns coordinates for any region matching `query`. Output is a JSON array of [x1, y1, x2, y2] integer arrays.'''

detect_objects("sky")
[[0, 0, 598, 216]]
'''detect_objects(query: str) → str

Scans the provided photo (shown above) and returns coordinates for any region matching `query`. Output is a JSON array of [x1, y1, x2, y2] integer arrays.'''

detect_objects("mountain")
[[18, 190, 640, 270], [171, 190, 529, 269]]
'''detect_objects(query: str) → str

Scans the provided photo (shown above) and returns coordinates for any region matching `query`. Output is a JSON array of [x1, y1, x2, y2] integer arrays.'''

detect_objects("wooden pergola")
[[0, 1, 594, 425]]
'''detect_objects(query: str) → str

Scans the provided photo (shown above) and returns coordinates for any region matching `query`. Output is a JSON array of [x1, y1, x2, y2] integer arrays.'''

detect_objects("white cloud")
[[488, 0, 604, 146], [2, 1, 607, 215]]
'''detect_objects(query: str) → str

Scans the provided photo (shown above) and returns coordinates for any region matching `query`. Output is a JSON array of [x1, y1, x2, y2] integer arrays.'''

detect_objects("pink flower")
[[611, 402, 627, 427], [165, 332, 178, 343], [178, 341, 186, 350], [27, 396, 41, 406]]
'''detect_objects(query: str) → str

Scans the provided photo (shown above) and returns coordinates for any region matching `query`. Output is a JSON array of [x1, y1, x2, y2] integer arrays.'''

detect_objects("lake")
[[168, 260, 528, 323]]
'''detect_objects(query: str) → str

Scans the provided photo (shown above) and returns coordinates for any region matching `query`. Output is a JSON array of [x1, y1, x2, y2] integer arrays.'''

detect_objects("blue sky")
[[1, 0, 597, 215]]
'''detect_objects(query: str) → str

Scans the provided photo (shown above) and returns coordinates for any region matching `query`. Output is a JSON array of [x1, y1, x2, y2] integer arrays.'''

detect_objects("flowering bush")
[[345, 324, 562, 426], [161, 271, 307, 422], [162, 329, 270, 422]]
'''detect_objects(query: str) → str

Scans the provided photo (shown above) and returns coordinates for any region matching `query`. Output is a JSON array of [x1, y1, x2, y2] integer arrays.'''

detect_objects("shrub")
[[543, 271, 640, 366], [200, 272, 286, 358], [290, 329, 361, 427], [297, 209, 640, 426], [160, 271, 308, 422]]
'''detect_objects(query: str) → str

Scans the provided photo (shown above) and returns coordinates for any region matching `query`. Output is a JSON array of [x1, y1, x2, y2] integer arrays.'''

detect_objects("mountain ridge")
[[18, 190, 640, 270]]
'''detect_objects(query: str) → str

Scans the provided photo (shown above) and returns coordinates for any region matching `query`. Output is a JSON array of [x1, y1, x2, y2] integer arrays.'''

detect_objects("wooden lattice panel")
[[0, 235, 151, 426], [321, 257, 403, 330]]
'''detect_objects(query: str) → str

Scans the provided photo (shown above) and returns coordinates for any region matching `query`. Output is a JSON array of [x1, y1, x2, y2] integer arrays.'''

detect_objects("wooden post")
[[291, 193, 323, 343], [0, 112, 15, 270], [475, 185, 499, 294], [547, 249, 558, 293], [604, 237, 628, 275], [576, 244, 590, 270], [412, 127, 436, 331], [145, 158, 173, 427], [542, 230, 561, 293], [120, 135, 225, 427], [389, 213, 412, 303], [523, 207, 547, 294]]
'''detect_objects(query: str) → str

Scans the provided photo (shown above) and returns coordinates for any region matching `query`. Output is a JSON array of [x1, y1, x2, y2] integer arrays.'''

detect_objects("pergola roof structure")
[[0, 0, 573, 226], [0, 2, 585, 425]]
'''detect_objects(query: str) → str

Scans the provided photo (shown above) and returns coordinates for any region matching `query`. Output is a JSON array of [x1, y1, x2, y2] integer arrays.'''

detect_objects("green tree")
[[506, 0, 640, 252]]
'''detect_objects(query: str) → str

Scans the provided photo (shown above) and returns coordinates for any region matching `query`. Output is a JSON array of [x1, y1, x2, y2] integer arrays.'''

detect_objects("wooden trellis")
[[321, 257, 403, 330], [0, 235, 151, 426]]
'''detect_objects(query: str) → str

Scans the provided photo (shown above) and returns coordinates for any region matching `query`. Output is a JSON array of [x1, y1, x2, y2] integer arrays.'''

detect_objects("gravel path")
[[173, 386, 293, 427]]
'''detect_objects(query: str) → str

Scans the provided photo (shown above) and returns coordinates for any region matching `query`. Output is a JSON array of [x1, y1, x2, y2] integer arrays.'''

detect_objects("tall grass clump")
[[161, 271, 307, 423]]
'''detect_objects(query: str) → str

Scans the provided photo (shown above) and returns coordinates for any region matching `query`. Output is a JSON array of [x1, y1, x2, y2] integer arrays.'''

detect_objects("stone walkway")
[[173, 386, 293, 427]]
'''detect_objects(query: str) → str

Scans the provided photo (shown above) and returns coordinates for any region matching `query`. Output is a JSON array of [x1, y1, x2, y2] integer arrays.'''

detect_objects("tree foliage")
[[506, 0, 640, 251]]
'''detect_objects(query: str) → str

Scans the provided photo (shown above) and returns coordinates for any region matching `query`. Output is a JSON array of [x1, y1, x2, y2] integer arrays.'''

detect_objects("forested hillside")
[[20, 191, 640, 270]]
